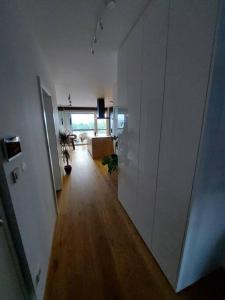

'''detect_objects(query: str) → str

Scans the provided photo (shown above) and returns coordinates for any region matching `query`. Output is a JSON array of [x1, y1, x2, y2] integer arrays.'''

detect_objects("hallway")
[[44, 146, 225, 300]]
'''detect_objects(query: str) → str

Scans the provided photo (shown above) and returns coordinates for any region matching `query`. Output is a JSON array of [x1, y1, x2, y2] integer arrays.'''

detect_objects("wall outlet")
[[35, 264, 42, 286]]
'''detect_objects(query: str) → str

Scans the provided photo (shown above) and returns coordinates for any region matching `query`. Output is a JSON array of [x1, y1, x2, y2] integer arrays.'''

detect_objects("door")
[[42, 89, 61, 192], [38, 77, 60, 214], [0, 197, 27, 300]]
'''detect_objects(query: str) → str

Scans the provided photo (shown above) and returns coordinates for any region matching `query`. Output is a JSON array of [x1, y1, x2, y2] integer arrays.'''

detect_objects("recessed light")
[[93, 36, 97, 44], [105, 0, 116, 9], [98, 19, 104, 30]]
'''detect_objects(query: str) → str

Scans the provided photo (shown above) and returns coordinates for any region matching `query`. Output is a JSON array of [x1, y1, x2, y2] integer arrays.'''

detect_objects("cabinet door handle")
[[0, 219, 4, 226]]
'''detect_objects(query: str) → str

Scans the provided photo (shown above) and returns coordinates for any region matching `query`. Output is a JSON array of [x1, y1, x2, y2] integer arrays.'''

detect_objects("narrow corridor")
[[44, 146, 225, 300]]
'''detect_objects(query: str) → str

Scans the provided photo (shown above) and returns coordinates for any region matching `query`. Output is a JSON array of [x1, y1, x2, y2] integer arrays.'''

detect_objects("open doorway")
[[38, 77, 61, 214]]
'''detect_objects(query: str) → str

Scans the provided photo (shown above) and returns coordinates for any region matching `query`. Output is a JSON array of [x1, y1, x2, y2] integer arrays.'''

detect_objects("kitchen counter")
[[87, 136, 114, 159]]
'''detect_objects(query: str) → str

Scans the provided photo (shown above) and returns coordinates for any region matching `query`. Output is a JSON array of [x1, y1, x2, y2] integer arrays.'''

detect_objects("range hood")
[[97, 98, 105, 119]]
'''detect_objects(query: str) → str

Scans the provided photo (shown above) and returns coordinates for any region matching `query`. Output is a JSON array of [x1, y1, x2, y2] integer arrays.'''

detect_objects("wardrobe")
[[117, 0, 225, 291]]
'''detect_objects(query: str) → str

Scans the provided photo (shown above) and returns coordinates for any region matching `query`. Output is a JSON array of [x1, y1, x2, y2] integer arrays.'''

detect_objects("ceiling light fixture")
[[90, 0, 117, 55], [68, 94, 72, 106], [93, 36, 97, 44], [99, 19, 104, 30], [105, 0, 116, 10]]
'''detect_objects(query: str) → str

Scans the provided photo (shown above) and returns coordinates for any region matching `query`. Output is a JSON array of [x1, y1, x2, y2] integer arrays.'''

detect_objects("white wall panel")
[[117, 41, 129, 209], [136, 0, 169, 248], [151, 0, 218, 288], [117, 0, 220, 292], [0, 1, 57, 298], [118, 20, 143, 224], [177, 1, 224, 290]]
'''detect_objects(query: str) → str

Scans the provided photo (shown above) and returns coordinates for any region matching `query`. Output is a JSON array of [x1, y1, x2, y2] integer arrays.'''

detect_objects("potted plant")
[[59, 131, 70, 148], [62, 149, 72, 175], [102, 153, 118, 174], [102, 136, 119, 174]]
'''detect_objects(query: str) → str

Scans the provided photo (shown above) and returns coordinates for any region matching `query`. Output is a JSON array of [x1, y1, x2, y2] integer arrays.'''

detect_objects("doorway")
[[38, 77, 61, 214]]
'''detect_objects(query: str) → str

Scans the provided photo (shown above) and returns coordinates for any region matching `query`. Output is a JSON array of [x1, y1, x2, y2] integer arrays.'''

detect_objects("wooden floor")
[[44, 146, 225, 300]]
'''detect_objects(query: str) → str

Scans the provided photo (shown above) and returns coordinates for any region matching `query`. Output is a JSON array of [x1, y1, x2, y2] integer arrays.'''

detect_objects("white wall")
[[0, 1, 57, 299]]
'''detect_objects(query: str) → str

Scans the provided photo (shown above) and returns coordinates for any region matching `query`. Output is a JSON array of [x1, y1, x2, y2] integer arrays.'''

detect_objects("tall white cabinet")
[[118, 18, 143, 223], [137, 0, 170, 249], [117, 0, 224, 292]]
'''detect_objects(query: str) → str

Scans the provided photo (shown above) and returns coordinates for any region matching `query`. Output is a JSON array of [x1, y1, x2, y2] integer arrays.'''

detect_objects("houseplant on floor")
[[59, 131, 70, 149], [102, 136, 118, 174], [62, 149, 72, 175], [59, 130, 73, 175], [102, 153, 118, 174]]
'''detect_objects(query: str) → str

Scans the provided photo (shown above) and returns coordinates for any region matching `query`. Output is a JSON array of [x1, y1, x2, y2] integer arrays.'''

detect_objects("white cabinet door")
[[151, 0, 218, 289], [117, 41, 127, 110], [177, 0, 223, 290], [136, 0, 170, 248], [0, 198, 27, 300], [118, 41, 129, 208], [118, 18, 143, 224]]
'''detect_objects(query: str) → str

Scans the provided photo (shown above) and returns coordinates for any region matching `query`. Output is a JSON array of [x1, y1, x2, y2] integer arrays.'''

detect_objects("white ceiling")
[[20, 0, 149, 107]]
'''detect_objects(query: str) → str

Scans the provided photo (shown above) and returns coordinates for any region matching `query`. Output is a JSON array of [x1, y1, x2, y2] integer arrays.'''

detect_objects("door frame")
[[37, 76, 58, 215], [0, 155, 35, 299], [0, 196, 29, 299]]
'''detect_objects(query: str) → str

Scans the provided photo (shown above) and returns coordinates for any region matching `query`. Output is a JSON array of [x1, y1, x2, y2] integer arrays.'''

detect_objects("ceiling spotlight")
[[100, 20, 103, 30], [90, 1, 114, 54], [93, 36, 97, 44], [68, 94, 72, 106], [105, 0, 116, 9], [98, 19, 103, 30]]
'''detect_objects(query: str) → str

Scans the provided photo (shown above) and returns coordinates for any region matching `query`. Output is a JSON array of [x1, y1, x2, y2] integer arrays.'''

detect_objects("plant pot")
[[64, 165, 72, 175]]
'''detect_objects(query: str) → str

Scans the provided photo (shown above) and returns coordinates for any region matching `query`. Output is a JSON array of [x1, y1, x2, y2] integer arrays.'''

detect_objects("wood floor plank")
[[44, 146, 225, 300]]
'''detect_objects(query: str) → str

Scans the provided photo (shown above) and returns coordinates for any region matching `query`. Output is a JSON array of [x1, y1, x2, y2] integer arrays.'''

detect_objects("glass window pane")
[[97, 119, 106, 136], [118, 114, 125, 129], [71, 113, 95, 140], [71, 113, 94, 131]]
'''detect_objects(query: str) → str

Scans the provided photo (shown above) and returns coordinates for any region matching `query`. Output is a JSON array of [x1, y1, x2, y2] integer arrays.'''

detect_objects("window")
[[117, 113, 125, 134], [71, 113, 95, 138], [97, 118, 107, 136], [110, 112, 113, 134]]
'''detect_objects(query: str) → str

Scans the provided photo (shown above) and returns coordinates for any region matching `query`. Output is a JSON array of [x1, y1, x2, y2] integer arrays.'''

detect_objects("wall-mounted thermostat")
[[2, 137, 22, 161]]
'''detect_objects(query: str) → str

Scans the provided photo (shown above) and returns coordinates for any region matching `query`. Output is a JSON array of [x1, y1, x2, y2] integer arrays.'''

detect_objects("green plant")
[[62, 149, 70, 166], [102, 154, 118, 174], [59, 131, 70, 147]]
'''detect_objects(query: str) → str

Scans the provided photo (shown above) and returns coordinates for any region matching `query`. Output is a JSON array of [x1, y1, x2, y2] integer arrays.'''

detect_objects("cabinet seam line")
[[150, 0, 171, 247]]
